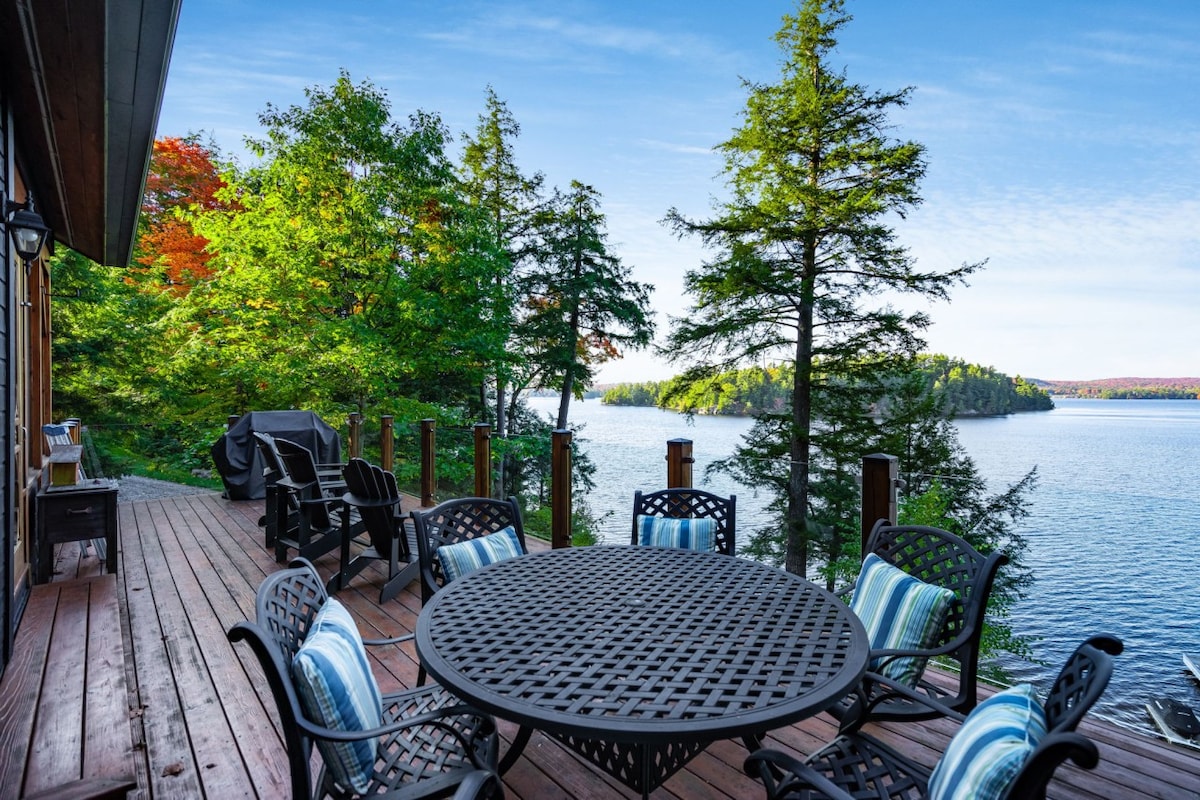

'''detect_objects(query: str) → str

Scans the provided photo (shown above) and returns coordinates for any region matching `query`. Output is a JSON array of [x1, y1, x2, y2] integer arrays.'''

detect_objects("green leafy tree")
[[176, 73, 508, 418], [527, 181, 655, 428], [662, 0, 981, 577], [459, 87, 544, 433], [460, 88, 547, 497]]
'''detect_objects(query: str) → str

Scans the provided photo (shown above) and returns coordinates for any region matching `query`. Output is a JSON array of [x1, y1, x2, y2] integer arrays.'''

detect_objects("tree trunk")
[[786, 254, 817, 578]]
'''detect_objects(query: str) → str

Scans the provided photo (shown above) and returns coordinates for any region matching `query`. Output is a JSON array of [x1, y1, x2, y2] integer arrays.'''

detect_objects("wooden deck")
[[2, 490, 1199, 799]]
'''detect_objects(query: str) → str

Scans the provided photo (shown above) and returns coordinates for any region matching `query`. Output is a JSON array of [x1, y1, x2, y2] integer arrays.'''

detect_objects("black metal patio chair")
[[830, 519, 1009, 727], [631, 488, 736, 555], [745, 634, 1123, 800], [326, 458, 420, 604], [227, 558, 500, 800], [410, 496, 528, 605]]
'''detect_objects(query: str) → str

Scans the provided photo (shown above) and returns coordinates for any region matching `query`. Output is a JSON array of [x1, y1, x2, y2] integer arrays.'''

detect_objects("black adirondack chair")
[[254, 432, 355, 564], [326, 458, 420, 603]]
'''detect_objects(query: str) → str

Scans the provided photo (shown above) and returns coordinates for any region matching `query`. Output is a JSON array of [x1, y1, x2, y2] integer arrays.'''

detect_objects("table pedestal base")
[[552, 734, 710, 798]]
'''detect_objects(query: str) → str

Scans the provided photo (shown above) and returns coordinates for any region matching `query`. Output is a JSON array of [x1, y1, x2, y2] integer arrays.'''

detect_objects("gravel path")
[[115, 475, 221, 503]]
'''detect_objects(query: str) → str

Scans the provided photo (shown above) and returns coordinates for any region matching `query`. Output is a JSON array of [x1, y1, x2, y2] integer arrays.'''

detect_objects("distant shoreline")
[[1036, 378, 1200, 400]]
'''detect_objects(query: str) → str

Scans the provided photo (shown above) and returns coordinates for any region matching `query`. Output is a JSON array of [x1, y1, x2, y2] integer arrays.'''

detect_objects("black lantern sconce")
[[2, 193, 52, 269]]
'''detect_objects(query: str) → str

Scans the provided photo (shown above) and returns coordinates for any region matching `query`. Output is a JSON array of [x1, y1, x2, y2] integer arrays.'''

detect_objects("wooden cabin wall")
[[1, 87, 13, 676]]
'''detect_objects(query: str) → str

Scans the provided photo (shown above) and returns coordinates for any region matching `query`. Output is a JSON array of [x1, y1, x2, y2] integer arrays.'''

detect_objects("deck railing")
[[228, 413, 902, 552]]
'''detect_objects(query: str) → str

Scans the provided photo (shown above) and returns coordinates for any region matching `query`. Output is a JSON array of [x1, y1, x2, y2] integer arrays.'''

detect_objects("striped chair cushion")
[[849, 553, 955, 686], [292, 598, 382, 794], [927, 683, 1047, 800], [635, 515, 717, 552], [437, 525, 524, 583]]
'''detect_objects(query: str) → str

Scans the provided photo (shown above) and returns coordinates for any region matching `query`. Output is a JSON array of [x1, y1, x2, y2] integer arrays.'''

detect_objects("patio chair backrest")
[[254, 557, 328, 662], [1042, 634, 1123, 734], [632, 488, 736, 555], [410, 496, 527, 603], [342, 457, 402, 556], [43, 423, 75, 449], [43, 422, 87, 480], [1005, 634, 1122, 800], [273, 436, 336, 530]]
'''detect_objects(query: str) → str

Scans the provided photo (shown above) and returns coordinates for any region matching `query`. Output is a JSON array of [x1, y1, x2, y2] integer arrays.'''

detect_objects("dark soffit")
[[0, 0, 181, 267]]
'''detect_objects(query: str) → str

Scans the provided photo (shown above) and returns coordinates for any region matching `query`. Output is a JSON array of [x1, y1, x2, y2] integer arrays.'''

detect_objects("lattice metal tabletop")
[[416, 545, 869, 796]]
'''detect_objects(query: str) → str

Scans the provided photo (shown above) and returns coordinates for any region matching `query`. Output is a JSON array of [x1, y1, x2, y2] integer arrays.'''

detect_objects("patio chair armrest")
[[744, 748, 854, 800], [296, 703, 496, 770], [834, 581, 856, 603], [856, 669, 967, 725], [276, 476, 316, 494], [363, 631, 414, 647], [867, 635, 965, 674]]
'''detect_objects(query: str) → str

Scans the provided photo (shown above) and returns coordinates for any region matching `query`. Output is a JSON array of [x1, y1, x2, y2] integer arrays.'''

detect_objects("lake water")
[[526, 395, 1200, 733]]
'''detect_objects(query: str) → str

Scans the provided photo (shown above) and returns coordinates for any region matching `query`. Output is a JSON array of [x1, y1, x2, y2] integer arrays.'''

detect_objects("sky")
[[155, 0, 1200, 383]]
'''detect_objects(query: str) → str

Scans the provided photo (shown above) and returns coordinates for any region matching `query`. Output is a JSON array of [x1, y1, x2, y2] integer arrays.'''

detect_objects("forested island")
[[601, 355, 1054, 417], [1034, 377, 1200, 399]]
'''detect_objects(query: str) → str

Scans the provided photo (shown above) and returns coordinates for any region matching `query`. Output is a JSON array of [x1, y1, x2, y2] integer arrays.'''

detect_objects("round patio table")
[[416, 545, 869, 797]]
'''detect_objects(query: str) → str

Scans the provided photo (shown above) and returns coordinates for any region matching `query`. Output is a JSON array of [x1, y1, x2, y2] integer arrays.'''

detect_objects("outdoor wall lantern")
[[2, 193, 52, 269]]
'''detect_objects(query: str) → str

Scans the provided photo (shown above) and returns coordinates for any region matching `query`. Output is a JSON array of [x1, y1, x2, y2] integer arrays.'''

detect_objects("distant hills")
[[1030, 377, 1200, 399]]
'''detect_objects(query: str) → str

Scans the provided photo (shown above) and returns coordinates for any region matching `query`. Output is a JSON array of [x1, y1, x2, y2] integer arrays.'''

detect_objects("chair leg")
[[499, 726, 534, 774]]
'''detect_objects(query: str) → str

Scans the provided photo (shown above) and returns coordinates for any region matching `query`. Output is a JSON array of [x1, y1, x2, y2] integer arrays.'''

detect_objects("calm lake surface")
[[527, 395, 1200, 733]]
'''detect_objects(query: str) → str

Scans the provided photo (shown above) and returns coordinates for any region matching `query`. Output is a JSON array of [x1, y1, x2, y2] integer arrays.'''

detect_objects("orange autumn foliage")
[[134, 137, 228, 295]]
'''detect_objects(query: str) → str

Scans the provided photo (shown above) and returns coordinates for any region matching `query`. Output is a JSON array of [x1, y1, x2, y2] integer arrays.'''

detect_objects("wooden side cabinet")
[[36, 478, 119, 583]]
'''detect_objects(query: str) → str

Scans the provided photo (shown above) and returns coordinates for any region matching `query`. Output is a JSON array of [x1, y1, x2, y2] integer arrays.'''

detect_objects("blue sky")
[[156, 1, 1200, 382]]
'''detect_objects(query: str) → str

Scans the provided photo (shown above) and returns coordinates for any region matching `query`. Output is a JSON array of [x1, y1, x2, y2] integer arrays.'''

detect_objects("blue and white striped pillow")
[[635, 515, 718, 552], [927, 683, 1047, 800], [436, 525, 524, 583], [292, 598, 382, 794], [849, 553, 955, 686]]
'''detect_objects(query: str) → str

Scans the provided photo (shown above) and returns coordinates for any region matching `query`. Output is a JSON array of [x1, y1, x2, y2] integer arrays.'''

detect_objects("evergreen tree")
[[526, 181, 655, 428], [662, 0, 981, 577], [459, 87, 544, 439]]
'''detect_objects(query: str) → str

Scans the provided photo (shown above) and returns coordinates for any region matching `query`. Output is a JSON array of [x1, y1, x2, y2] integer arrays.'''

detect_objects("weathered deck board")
[[0, 571, 135, 800], [4, 489, 1200, 798]]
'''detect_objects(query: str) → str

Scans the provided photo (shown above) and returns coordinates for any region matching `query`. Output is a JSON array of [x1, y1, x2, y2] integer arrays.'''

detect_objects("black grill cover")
[[211, 410, 342, 500]]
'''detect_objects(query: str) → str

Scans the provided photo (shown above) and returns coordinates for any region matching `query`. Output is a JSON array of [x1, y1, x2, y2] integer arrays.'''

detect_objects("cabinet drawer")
[[42, 496, 111, 542]]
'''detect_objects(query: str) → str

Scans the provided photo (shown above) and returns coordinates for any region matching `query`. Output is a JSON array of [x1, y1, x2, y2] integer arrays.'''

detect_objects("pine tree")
[[663, 0, 981, 577]]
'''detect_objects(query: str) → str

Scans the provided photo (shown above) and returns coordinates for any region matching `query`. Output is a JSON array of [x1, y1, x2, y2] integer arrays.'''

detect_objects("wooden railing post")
[[420, 419, 436, 507], [861, 453, 899, 557], [666, 438, 693, 488], [551, 429, 572, 549], [380, 415, 394, 472], [474, 423, 492, 498], [226, 415, 239, 431], [65, 417, 81, 444], [348, 412, 363, 459]]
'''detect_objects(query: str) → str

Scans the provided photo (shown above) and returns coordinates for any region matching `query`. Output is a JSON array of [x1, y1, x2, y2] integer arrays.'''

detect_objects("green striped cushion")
[[292, 598, 382, 794], [635, 515, 717, 552], [849, 553, 955, 686], [437, 525, 524, 583], [927, 683, 1047, 800]]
